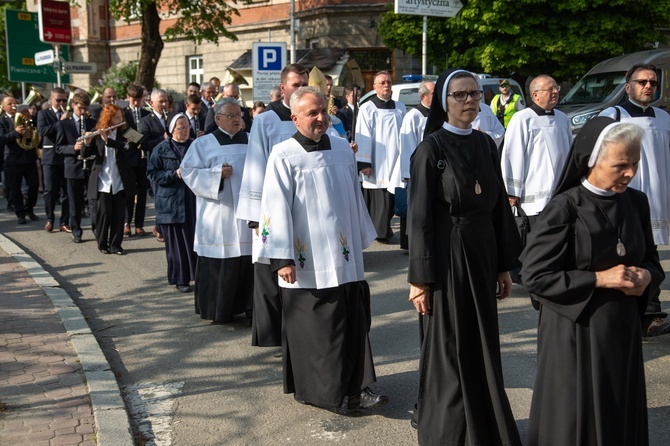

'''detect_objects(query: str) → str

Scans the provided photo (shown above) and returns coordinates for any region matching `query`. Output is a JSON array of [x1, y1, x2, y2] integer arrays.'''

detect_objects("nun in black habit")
[[407, 69, 523, 445], [522, 117, 664, 446]]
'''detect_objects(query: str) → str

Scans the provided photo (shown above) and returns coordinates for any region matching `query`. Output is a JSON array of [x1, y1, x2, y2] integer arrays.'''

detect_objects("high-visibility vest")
[[491, 93, 522, 127]]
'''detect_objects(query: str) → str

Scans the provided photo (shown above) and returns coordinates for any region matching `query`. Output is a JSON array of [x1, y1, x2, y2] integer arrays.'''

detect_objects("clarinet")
[[77, 114, 96, 171], [194, 115, 199, 136]]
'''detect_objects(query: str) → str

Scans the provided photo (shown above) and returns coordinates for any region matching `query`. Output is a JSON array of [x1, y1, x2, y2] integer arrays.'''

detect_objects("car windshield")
[[559, 71, 626, 105]]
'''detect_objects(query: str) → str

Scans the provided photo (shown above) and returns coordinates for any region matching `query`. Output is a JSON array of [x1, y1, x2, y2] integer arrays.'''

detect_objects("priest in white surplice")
[[180, 97, 253, 323], [236, 63, 310, 347], [257, 87, 388, 414], [501, 74, 571, 224], [356, 71, 406, 243], [600, 63, 670, 337], [394, 80, 434, 250]]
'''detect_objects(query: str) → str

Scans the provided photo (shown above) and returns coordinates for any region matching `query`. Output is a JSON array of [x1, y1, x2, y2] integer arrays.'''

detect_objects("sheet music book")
[[123, 128, 144, 144]]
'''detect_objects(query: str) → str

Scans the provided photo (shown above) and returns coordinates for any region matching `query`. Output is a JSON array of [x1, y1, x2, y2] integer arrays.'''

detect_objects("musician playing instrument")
[[0, 96, 39, 224], [55, 91, 96, 243], [122, 83, 150, 237], [82, 104, 133, 254], [183, 95, 205, 139], [37, 87, 71, 232]]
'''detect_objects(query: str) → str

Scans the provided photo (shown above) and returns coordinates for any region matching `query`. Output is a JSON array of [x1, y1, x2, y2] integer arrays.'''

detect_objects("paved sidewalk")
[[0, 234, 133, 446], [0, 247, 95, 445]]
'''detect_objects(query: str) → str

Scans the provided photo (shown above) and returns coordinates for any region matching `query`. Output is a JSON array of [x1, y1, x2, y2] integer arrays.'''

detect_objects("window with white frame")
[[187, 56, 204, 85]]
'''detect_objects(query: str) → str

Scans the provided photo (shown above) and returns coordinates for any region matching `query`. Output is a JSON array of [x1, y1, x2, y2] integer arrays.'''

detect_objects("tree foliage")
[[379, 0, 670, 81], [107, 0, 240, 89]]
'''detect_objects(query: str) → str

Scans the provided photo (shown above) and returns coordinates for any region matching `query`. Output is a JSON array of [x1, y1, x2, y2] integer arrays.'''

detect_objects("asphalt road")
[[1, 196, 669, 445]]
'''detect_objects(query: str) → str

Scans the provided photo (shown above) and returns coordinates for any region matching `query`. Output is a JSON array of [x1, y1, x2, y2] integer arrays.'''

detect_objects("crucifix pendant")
[[616, 239, 626, 257], [474, 180, 482, 195]]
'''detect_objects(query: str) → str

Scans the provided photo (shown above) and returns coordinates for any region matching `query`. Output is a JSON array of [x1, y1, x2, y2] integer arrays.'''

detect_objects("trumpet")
[[76, 122, 126, 142]]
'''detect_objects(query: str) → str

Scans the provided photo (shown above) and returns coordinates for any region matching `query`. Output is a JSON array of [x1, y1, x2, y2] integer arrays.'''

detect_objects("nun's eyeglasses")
[[447, 90, 483, 102]]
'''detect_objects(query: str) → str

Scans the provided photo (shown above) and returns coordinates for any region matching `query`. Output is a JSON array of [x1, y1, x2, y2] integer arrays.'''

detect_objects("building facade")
[[27, 0, 418, 99]]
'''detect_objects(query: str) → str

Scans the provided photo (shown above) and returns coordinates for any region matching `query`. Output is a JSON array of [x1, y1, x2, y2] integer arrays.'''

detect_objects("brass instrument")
[[15, 110, 41, 151], [222, 67, 250, 106], [143, 100, 153, 113], [90, 87, 103, 104], [23, 87, 45, 107], [64, 85, 81, 118]]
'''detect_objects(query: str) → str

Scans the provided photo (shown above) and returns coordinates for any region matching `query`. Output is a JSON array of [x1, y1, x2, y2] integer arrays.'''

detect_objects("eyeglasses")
[[447, 90, 483, 102], [535, 86, 561, 93], [499, 83, 510, 88], [374, 81, 391, 85], [53, 98, 67, 102], [630, 79, 658, 88], [216, 113, 242, 119]]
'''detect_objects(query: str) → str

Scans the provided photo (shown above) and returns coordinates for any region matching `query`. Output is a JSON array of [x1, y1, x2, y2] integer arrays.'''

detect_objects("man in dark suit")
[[138, 88, 170, 242], [90, 87, 117, 121], [1, 96, 39, 224], [183, 95, 205, 139], [122, 83, 150, 237], [55, 90, 96, 242], [172, 82, 200, 114], [336, 84, 360, 141], [37, 87, 71, 232], [204, 83, 252, 134]]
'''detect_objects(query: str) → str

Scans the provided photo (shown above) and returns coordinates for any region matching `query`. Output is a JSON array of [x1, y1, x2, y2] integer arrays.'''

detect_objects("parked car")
[[556, 49, 670, 135]]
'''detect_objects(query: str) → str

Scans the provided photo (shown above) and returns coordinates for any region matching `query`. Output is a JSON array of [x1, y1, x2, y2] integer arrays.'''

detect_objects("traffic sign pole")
[[54, 44, 61, 87]]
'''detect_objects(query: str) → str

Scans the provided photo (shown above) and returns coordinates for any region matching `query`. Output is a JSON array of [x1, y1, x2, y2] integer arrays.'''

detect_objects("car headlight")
[[571, 110, 600, 127]]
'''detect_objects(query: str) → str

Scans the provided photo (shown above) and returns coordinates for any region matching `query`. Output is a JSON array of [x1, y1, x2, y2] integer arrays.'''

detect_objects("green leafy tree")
[[109, 0, 240, 90], [379, 0, 670, 83]]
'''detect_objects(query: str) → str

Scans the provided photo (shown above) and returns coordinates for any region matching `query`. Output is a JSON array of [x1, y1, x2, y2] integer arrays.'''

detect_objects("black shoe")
[[357, 387, 389, 409], [642, 317, 670, 337], [176, 284, 192, 293], [111, 249, 124, 256], [100, 249, 110, 254], [17, 216, 27, 225], [410, 404, 418, 429], [27, 212, 39, 221], [72, 235, 82, 243]]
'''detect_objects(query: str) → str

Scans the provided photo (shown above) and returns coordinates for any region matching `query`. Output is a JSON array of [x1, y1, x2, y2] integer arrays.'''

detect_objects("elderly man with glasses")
[[599, 63, 670, 337], [355, 70, 406, 244], [500, 75, 571, 282]]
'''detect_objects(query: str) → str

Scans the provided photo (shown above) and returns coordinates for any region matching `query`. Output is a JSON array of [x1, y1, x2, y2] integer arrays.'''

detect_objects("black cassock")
[[521, 186, 664, 446], [408, 128, 522, 446]]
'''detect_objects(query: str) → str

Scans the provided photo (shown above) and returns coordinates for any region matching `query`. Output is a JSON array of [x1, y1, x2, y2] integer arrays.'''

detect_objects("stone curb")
[[0, 233, 134, 446]]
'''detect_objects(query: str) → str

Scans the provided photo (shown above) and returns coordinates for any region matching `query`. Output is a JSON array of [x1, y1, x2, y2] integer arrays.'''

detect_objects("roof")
[[229, 48, 348, 70]]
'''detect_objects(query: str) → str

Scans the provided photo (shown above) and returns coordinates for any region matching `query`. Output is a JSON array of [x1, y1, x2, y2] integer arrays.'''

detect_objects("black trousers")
[[66, 178, 86, 238], [96, 190, 126, 252], [42, 163, 69, 226], [126, 162, 147, 228], [7, 162, 38, 218]]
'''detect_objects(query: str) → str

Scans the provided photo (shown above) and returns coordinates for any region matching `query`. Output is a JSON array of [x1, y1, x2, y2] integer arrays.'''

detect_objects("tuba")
[[23, 86, 45, 107], [90, 87, 103, 105], [15, 110, 41, 151]]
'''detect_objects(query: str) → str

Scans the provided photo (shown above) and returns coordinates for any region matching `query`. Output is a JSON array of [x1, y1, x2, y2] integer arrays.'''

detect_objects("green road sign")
[[4, 9, 70, 83]]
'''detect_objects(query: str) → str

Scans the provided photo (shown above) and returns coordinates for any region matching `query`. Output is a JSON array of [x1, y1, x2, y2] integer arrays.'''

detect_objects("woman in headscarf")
[[407, 69, 522, 445], [84, 104, 133, 255], [522, 117, 664, 446], [146, 112, 197, 292]]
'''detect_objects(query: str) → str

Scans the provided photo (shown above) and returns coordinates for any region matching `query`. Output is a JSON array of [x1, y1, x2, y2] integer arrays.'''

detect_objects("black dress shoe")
[[17, 216, 27, 225], [72, 235, 82, 243], [27, 212, 39, 221], [176, 284, 192, 293], [111, 249, 124, 256], [357, 387, 389, 409], [642, 317, 670, 337], [100, 249, 110, 254], [410, 404, 418, 429]]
